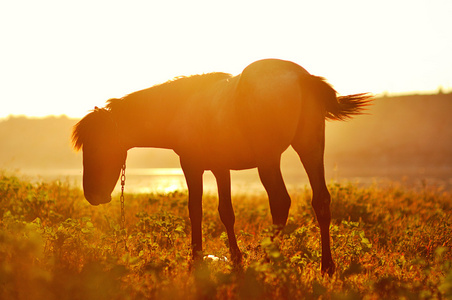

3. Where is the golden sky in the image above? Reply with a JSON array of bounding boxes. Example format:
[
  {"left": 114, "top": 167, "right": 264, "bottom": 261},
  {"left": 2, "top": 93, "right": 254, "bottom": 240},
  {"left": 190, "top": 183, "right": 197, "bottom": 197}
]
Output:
[{"left": 1, "top": 0, "right": 451, "bottom": 118}]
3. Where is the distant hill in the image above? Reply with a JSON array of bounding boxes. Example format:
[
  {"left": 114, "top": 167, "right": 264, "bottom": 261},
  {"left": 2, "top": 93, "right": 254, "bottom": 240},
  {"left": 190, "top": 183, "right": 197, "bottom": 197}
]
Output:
[
  {"left": 0, "top": 116, "right": 80, "bottom": 170},
  {"left": 323, "top": 93, "right": 452, "bottom": 178},
  {"left": 1, "top": 93, "right": 451, "bottom": 184}
]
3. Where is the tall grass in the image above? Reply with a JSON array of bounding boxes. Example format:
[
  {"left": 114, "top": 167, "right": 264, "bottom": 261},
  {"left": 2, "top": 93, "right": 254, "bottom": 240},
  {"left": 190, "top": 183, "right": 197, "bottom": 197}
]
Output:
[{"left": 1, "top": 173, "right": 451, "bottom": 299}]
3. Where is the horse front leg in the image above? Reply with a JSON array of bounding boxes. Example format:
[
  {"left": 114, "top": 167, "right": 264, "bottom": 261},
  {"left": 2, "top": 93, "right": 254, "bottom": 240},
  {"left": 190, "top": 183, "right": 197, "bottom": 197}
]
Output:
[
  {"left": 181, "top": 160, "right": 204, "bottom": 262},
  {"left": 212, "top": 169, "right": 242, "bottom": 265}
]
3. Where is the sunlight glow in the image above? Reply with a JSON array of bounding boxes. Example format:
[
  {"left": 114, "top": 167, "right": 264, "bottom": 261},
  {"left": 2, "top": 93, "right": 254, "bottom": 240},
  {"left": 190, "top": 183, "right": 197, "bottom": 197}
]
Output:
[
  {"left": 163, "top": 184, "right": 182, "bottom": 194},
  {"left": 127, "top": 168, "right": 184, "bottom": 176},
  {"left": 1, "top": 0, "right": 451, "bottom": 118}
]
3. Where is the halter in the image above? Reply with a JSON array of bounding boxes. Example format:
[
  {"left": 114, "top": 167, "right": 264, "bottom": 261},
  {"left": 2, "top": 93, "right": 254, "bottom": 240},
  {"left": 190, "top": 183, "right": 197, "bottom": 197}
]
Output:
[{"left": 95, "top": 106, "right": 128, "bottom": 242}]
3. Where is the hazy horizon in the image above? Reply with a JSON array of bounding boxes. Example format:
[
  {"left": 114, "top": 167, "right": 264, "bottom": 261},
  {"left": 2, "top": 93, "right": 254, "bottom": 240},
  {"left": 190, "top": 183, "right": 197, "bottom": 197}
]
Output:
[{"left": 2, "top": 93, "right": 451, "bottom": 192}]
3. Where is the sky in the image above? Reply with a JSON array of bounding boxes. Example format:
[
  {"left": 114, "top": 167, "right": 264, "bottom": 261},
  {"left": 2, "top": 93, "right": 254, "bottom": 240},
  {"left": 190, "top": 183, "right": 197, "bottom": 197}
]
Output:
[{"left": 1, "top": 0, "right": 451, "bottom": 118}]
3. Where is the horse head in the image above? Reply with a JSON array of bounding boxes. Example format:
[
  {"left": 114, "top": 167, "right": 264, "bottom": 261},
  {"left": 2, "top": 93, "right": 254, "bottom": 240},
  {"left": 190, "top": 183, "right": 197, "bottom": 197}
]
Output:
[{"left": 72, "top": 107, "right": 127, "bottom": 205}]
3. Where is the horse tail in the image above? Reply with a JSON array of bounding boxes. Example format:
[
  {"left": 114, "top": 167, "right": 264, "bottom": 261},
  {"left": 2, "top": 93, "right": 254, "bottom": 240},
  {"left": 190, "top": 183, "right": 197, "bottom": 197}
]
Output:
[
  {"left": 327, "top": 93, "right": 373, "bottom": 121},
  {"left": 300, "top": 75, "right": 373, "bottom": 121}
]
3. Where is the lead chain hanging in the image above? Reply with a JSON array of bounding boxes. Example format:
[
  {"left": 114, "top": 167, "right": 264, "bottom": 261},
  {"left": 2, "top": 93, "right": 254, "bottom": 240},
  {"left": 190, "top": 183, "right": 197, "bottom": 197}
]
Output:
[
  {"left": 120, "top": 164, "right": 128, "bottom": 251},
  {"left": 120, "top": 164, "right": 126, "bottom": 231}
]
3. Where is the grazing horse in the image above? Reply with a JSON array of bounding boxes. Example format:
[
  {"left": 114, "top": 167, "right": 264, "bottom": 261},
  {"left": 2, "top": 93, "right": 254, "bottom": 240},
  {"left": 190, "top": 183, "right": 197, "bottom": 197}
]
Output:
[{"left": 72, "top": 59, "right": 372, "bottom": 275}]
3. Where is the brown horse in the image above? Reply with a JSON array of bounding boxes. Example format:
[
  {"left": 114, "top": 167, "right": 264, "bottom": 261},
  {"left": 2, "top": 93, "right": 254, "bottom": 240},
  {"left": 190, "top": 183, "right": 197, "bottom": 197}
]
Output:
[{"left": 72, "top": 59, "right": 372, "bottom": 275}]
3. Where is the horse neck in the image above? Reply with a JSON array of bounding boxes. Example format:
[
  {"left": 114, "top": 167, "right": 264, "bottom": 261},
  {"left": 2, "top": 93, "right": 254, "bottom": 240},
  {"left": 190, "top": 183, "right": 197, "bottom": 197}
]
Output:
[
  {"left": 113, "top": 96, "right": 184, "bottom": 151},
  {"left": 113, "top": 74, "right": 232, "bottom": 151}
]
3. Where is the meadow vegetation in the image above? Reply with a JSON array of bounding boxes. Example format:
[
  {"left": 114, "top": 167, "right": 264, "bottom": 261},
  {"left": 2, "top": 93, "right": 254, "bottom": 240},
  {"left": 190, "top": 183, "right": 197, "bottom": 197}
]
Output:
[{"left": 0, "top": 173, "right": 451, "bottom": 299}]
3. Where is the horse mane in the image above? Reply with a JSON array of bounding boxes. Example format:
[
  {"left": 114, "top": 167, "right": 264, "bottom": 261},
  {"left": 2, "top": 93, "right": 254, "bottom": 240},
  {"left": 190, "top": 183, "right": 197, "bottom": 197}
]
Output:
[
  {"left": 72, "top": 107, "right": 112, "bottom": 151},
  {"left": 105, "top": 72, "right": 232, "bottom": 111}
]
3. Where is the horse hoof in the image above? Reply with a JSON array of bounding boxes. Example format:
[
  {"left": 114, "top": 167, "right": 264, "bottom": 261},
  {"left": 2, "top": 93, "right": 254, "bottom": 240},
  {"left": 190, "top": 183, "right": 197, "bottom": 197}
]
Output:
[{"left": 321, "top": 262, "right": 336, "bottom": 277}]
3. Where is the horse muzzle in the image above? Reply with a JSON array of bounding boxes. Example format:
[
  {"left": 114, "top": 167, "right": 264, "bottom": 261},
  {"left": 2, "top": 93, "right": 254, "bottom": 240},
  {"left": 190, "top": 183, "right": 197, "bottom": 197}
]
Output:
[{"left": 84, "top": 192, "right": 112, "bottom": 206}]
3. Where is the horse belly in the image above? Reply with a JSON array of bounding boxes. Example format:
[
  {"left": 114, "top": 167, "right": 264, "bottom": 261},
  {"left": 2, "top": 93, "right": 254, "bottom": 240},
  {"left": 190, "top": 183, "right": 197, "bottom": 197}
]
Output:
[
  {"left": 176, "top": 137, "right": 258, "bottom": 171},
  {"left": 195, "top": 123, "right": 257, "bottom": 170}
]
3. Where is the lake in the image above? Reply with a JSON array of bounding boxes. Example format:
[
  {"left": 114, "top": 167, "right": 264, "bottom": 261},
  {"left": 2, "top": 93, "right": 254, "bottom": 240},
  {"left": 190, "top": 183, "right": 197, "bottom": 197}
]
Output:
[
  {"left": 16, "top": 168, "right": 305, "bottom": 195},
  {"left": 13, "top": 165, "right": 452, "bottom": 196}
]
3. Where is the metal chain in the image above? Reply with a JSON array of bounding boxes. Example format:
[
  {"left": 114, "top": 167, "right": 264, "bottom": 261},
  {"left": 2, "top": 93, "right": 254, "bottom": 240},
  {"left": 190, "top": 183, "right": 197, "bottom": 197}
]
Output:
[
  {"left": 120, "top": 164, "right": 126, "bottom": 231},
  {"left": 120, "top": 164, "right": 128, "bottom": 251}
]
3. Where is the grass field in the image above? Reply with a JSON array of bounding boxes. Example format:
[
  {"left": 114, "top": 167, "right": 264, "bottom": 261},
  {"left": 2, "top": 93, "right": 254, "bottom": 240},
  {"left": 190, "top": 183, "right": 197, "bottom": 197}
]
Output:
[{"left": 1, "top": 173, "right": 451, "bottom": 299}]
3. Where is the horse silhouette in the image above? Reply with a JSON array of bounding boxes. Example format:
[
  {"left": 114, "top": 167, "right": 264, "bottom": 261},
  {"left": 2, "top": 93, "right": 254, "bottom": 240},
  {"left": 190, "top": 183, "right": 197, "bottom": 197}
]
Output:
[{"left": 72, "top": 59, "right": 372, "bottom": 275}]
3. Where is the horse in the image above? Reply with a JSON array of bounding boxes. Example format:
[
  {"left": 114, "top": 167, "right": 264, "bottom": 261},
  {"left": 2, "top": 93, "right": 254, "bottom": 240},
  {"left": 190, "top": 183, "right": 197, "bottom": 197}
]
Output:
[{"left": 72, "top": 58, "right": 372, "bottom": 275}]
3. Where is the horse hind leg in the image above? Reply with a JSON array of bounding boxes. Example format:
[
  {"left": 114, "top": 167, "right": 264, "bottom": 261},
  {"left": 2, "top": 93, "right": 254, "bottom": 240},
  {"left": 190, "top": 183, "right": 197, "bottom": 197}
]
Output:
[
  {"left": 212, "top": 169, "right": 242, "bottom": 265},
  {"left": 257, "top": 156, "right": 291, "bottom": 230},
  {"left": 292, "top": 130, "right": 336, "bottom": 276}
]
